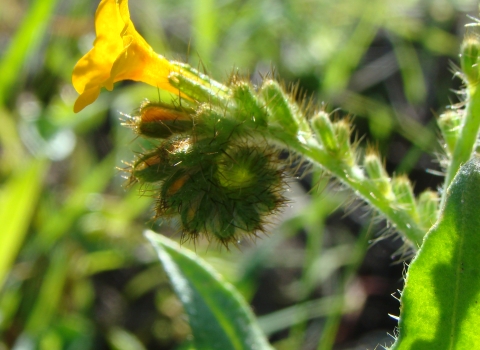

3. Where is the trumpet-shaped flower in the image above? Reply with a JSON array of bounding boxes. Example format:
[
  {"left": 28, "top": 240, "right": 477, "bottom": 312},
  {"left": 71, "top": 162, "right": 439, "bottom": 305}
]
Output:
[{"left": 72, "top": 0, "right": 184, "bottom": 112}]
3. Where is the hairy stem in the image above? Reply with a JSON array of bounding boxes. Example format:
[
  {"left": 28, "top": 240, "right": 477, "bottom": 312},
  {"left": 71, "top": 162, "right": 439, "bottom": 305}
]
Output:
[
  {"left": 441, "top": 86, "right": 480, "bottom": 209},
  {"left": 266, "top": 126, "right": 425, "bottom": 247}
]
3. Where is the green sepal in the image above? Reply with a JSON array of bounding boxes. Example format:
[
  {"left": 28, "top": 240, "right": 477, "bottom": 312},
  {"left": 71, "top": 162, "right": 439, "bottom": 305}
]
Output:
[
  {"left": 364, "top": 152, "right": 392, "bottom": 198},
  {"left": 261, "top": 80, "right": 299, "bottom": 135},
  {"left": 364, "top": 152, "right": 385, "bottom": 179},
  {"left": 169, "top": 71, "right": 229, "bottom": 106},
  {"left": 164, "top": 136, "right": 214, "bottom": 168},
  {"left": 171, "top": 61, "right": 231, "bottom": 95},
  {"left": 332, "top": 120, "right": 354, "bottom": 165},
  {"left": 193, "top": 105, "right": 249, "bottom": 147},
  {"left": 460, "top": 36, "right": 480, "bottom": 84},
  {"left": 392, "top": 176, "right": 418, "bottom": 220},
  {"left": 157, "top": 143, "right": 285, "bottom": 245},
  {"left": 310, "top": 111, "right": 339, "bottom": 152},
  {"left": 438, "top": 110, "right": 462, "bottom": 155},
  {"left": 217, "top": 146, "right": 284, "bottom": 217},
  {"left": 231, "top": 81, "right": 268, "bottom": 128}
]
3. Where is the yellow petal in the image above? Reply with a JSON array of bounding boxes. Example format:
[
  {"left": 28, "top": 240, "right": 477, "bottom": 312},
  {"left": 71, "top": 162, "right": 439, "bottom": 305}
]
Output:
[
  {"left": 72, "top": 0, "right": 124, "bottom": 95},
  {"left": 73, "top": 86, "right": 101, "bottom": 113},
  {"left": 107, "top": 35, "right": 181, "bottom": 96},
  {"left": 72, "top": 0, "right": 182, "bottom": 112}
]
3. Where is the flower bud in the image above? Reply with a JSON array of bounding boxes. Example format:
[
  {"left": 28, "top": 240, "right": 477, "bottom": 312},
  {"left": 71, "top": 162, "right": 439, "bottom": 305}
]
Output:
[
  {"left": 460, "top": 36, "right": 480, "bottom": 84},
  {"left": 232, "top": 81, "right": 268, "bottom": 127},
  {"left": 438, "top": 110, "right": 462, "bottom": 155},
  {"left": 125, "top": 100, "right": 193, "bottom": 139},
  {"left": 310, "top": 111, "right": 338, "bottom": 152},
  {"left": 169, "top": 71, "right": 229, "bottom": 106},
  {"left": 333, "top": 120, "right": 354, "bottom": 165},
  {"left": 171, "top": 62, "right": 230, "bottom": 95},
  {"left": 128, "top": 136, "right": 195, "bottom": 186},
  {"left": 130, "top": 149, "right": 169, "bottom": 183},
  {"left": 364, "top": 151, "right": 392, "bottom": 198},
  {"left": 417, "top": 190, "right": 439, "bottom": 230},
  {"left": 392, "top": 176, "right": 418, "bottom": 219},
  {"left": 261, "top": 80, "right": 299, "bottom": 134}
]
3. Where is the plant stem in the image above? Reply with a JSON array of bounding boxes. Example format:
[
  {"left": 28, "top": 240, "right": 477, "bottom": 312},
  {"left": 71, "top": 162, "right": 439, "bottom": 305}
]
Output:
[
  {"left": 267, "top": 127, "right": 425, "bottom": 247},
  {"left": 441, "top": 86, "right": 480, "bottom": 209}
]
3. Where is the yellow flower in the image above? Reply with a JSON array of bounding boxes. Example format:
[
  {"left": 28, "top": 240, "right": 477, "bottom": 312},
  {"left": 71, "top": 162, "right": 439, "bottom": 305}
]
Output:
[{"left": 72, "top": 0, "right": 183, "bottom": 113}]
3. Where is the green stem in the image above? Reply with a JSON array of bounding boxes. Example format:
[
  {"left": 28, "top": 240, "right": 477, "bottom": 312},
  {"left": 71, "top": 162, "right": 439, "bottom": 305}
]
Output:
[
  {"left": 268, "top": 127, "right": 425, "bottom": 247},
  {"left": 441, "top": 86, "right": 480, "bottom": 209}
]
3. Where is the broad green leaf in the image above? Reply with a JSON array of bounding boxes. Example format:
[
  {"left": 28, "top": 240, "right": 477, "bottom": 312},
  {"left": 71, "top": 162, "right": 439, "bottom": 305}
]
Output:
[
  {"left": 145, "top": 230, "right": 273, "bottom": 350},
  {"left": 391, "top": 157, "right": 480, "bottom": 349}
]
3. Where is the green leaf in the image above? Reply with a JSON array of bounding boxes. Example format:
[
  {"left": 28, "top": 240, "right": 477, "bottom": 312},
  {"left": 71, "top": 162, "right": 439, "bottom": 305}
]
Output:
[
  {"left": 391, "top": 157, "right": 480, "bottom": 349},
  {"left": 145, "top": 230, "right": 273, "bottom": 350}
]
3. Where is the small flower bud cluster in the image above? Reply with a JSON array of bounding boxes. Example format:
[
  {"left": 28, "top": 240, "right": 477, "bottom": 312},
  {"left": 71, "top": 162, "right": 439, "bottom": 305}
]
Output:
[
  {"left": 364, "top": 157, "right": 439, "bottom": 232},
  {"left": 310, "top": 111, "right": 438, "bottom": 233},
  {"left": 123, "top": 66, "right": 289, "bottom": 246}
]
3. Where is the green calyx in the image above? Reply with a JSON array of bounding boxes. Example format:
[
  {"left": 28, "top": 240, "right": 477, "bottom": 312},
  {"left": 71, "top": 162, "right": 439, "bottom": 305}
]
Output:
[{"left": 155, "top": 143, "right": 285, "bottom": 245}]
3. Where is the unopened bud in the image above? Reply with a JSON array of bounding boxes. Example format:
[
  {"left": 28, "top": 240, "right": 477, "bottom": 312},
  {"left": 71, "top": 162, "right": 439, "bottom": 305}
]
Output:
[
  {"left": 364, "top": 152, "right": 392, "bottom": 198},
  {"left": 261, "top": 80, "right": 299, "bottom": 134},
  {"left": 460, "top": 36, "right": 480, "bottom": 84},
  {"left": 125, "top": 100, "right": 193, "bottom": 139},
  {"left": 131, "top": 149, "right": 169, "bottom": 183},
  {"left": 333, "top": 120, "right": 354, "bottom": 165},
  {"left": 311, "top": 111, "right": 338, "bottom": 152},
  {"left": 232, "top": 81, "right": 268, "bottom": 127},
  {"left": 171, "top": 62, "right": 230, "bottom": 95},
  {"left": 417, "top": 190, "right": 439, "bottom": 230},
  {"left": 438, "top": 110, "right": 462, "bottom": 155},
  {"left": 169, "top": 71, "right": 229, "bottom": 106},
  {"left": 392, "top": 176, "right": 418, "bottom": 219}
]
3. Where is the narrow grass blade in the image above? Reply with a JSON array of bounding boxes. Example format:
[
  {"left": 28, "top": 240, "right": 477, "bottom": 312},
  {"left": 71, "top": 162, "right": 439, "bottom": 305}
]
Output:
[
  {"left": 0, "top": 0, "right": 58, "bottom": 105},
  {"left": 0, "top": 159, "right": 49, "bottom": 289}
]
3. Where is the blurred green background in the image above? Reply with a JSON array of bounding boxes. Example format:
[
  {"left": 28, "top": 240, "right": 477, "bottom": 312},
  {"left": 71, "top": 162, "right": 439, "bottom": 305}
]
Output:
[{"left": 0, "top": 0, "right": 477, "bottom": 349}]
